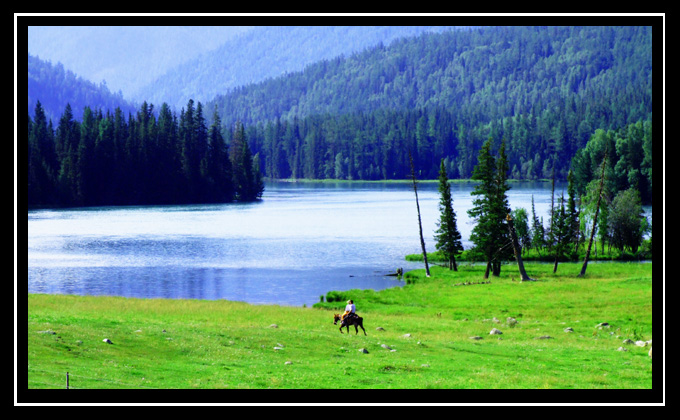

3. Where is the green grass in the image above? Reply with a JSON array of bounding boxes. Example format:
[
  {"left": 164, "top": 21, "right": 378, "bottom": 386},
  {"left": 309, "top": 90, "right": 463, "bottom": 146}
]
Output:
[
  {"left": 27, "top": 261, "right": 652, "bottom": 389},
  {"left": 406, "top": 240, "right": 653, "bottom": 263}
]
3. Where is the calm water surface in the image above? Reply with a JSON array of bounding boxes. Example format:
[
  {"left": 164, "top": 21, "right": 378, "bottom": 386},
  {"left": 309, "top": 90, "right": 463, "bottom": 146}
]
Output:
[{"left": 27, "top": 181, "right": 651, "bottom": 307}]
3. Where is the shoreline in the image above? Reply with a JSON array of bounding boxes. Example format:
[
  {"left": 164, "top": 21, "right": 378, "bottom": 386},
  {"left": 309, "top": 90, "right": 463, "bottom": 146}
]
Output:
[
  {"left": 268, "top": 177, "right": 555, "bottom": 184},
  {"left": 25, "top": 261, "right": 654, "bottom": 391}
]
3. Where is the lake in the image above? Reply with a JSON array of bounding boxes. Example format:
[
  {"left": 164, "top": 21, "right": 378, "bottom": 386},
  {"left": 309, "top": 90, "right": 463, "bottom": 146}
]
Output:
[{"left": 27, "top": 180, "right": 651, "bottom": 307}]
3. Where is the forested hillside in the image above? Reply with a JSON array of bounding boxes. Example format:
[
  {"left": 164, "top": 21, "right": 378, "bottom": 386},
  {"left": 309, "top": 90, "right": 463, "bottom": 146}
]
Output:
[
  {"left": 27, "top": 25, "right": 654, "bottom": 208},
  {"left": 28, "top": 54, "right": 138, "bottom": 122},
  {"left": 135, "top": 26, "right": 462, "bottom": 110},
  {"left": 209, "top": 26, "right": 652, "bottom": 185}
]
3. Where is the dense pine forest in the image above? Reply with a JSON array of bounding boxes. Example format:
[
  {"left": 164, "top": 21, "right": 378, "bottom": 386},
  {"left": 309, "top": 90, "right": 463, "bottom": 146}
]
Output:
[
  {"left": 27, "top": 99, "right": 263, "bottom": 207},
  {"left": 27, "top": 25, "right": 653, "bottom": 208},
  {"left": 208, "top": 26, "right": 652, "bottom": 189}
]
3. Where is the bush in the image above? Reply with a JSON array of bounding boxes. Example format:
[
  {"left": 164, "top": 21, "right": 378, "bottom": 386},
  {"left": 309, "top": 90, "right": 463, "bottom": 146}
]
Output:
[{"left": 325, "top": 291, "right": 347, "bottom": 303}]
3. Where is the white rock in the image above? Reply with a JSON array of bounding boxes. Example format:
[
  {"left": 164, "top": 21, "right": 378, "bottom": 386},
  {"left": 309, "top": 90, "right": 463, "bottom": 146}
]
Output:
[{"left": 489, "top": 328, "right": 503, "bottom": 335}]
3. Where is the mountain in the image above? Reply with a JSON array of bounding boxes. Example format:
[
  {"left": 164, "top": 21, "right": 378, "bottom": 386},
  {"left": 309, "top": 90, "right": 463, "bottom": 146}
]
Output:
[
  {"left": 28, "top": 53, "right": 138, "bottom": 122},
  {"left": 133, "top": 26, "right": 465, "bottom": 111},
  {"left": 26, "top": 24, "right": 655, "bottom": 209},
  {"left": 27, "top": 26, "right": 471, "bottom": 117},
  {"left": 203, "top": 26, "right": 652, "bottom": 182},
  {"left": 27, "top": 26, "right": 252, "bottom": 101}
]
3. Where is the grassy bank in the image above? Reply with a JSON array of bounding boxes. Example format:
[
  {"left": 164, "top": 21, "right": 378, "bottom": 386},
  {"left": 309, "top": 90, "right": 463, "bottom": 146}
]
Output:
[
  {"left": 405, "top": 239, "right": 653, "bottom": 264},
  {"left": 26, "top": 261, "right": 652, "bottom": 390}
]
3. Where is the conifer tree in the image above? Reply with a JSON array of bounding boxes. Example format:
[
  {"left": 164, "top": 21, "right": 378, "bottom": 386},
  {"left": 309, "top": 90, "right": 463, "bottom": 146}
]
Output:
[
  {"left": 551, "top": 193, "right": 570, "bottom": 273},
  {"left": 468, "top": 137, "right": 512, "bottom": 278},
  {"left": 493, "top": 138, "right": 513, "bottom": 275},
  {"left": 434, "top": 159, "right": 463, "bottom": 270},
  {"left": 75, "top": 106, "right": 97, "bottom": 206},
  {"left": 28, "top": 101, "right": 58, "bottom": 206},
  {"left": 205, "top": 107, "right": 233, "bottom": 202},
  {"left": 180, "top": 99, "right": 198, "bottom": 200},
  {"left": 566, "top": 169, "right": 580, "bottom": 254},
  {"left": 231, "top": 121, "right": 264, "bottom": 201}
]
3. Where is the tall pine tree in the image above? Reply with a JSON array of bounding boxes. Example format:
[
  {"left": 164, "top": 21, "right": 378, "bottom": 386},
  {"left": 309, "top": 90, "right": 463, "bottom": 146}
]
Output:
[
  {"left": 204, "top": 106, "right": 234, "bottom": 202},
  {"left": 230, "top": 121, "right": 264, "bottom": 201},
  {"left": 434, "top": 159, "right": 463, "bottom": 270},
  {"left": 468, "top": 137, "right": 512, "bottom": 278}
]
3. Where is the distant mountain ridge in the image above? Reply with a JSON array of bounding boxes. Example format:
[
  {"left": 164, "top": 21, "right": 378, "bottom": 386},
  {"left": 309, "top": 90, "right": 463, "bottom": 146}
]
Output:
[
  {"left": 27, "top": 26, "right": 469, "bottom": 118},
  {"left": 28, "top": 53, "right": 138, "bottom": 122},
  {"left": 27, "top": 26, "right": 252, "bottom": 101},
  {"left": 133, "top": 26, "right": 464, "bottom": 111}
]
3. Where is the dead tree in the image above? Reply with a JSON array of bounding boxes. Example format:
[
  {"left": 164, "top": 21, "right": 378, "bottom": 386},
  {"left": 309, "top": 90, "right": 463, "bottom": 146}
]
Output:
[{"left": 409, "top": 152, "right": 430, "bottom": 277}]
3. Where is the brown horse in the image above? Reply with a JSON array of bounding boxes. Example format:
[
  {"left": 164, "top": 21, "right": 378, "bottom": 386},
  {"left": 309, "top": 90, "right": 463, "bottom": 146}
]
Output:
[{"left": 333, "top": 313, "right": 367, "bottom": 335}]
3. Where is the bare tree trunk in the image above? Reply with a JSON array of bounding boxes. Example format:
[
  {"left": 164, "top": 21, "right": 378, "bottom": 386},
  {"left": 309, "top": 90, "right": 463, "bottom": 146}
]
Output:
[
  {"left": 574, "top": 209, "right": 581, "bottom": 255},
  {"left": 506, "top": 214, "right": 535, "bottom": 281},
  {"left": 548, "top": 163, "right": 555, "bottom": 253},
  {"left": 409, "top": 152, "right": 430, "bottom": 277},
  {"left": 578, "top": 151, "right": 607, "bottom": 278},
  {"left": 451, "top": 258, "right": 458, "bottom": 271}
]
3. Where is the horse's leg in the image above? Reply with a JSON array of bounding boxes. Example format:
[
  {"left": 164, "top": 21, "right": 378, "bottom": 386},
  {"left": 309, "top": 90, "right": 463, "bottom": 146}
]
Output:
[
  {"left": 339, "top": 325, "right": 343, "bottom": 334},
  {"left": 358, "top": 320, "right": 367, "bottom": 336},
  {"left": 354, "top": 324, "right": 359, "bottom": 335}
]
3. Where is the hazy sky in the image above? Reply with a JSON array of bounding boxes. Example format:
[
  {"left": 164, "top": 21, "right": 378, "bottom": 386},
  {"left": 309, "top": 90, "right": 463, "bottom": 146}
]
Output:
[{"left": 27, "top": 26, "right": 251, "bottom": 97}]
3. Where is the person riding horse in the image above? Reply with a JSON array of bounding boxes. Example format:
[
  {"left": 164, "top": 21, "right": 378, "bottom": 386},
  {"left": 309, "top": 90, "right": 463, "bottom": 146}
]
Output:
[
  {"left": 334, "top": 309, "right": 366, "bottom": 335},
  {"left": 341, "top": 300, "right": 356, "bottom": 322}
]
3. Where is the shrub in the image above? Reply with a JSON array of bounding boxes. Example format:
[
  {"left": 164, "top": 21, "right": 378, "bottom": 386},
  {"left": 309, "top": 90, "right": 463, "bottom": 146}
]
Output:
[{"left": 325, "top": 291, "right": 346, "bottom": 303}]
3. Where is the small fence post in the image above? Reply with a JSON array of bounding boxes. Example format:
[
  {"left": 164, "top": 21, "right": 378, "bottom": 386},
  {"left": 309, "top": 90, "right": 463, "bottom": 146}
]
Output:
[{"left": 66, "top": 372, "right": 69, "bottom": 389}]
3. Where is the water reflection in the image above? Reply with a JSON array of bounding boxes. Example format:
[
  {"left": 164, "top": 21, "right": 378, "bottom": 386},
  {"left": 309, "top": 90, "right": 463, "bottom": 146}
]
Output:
[{"left": 27, "top": 180, "right": 651, "bottom": 307}]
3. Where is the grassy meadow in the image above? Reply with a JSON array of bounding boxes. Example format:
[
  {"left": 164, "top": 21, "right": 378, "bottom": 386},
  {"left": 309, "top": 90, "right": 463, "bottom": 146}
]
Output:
[{"left": 26, "top": 261, "right": 653, "bottom": 391}]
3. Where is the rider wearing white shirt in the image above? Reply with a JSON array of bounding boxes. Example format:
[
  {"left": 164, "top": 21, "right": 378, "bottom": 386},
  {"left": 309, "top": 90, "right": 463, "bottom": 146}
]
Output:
[{"left": 342, "top": 300, "right": 356, "bottom": 322}]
